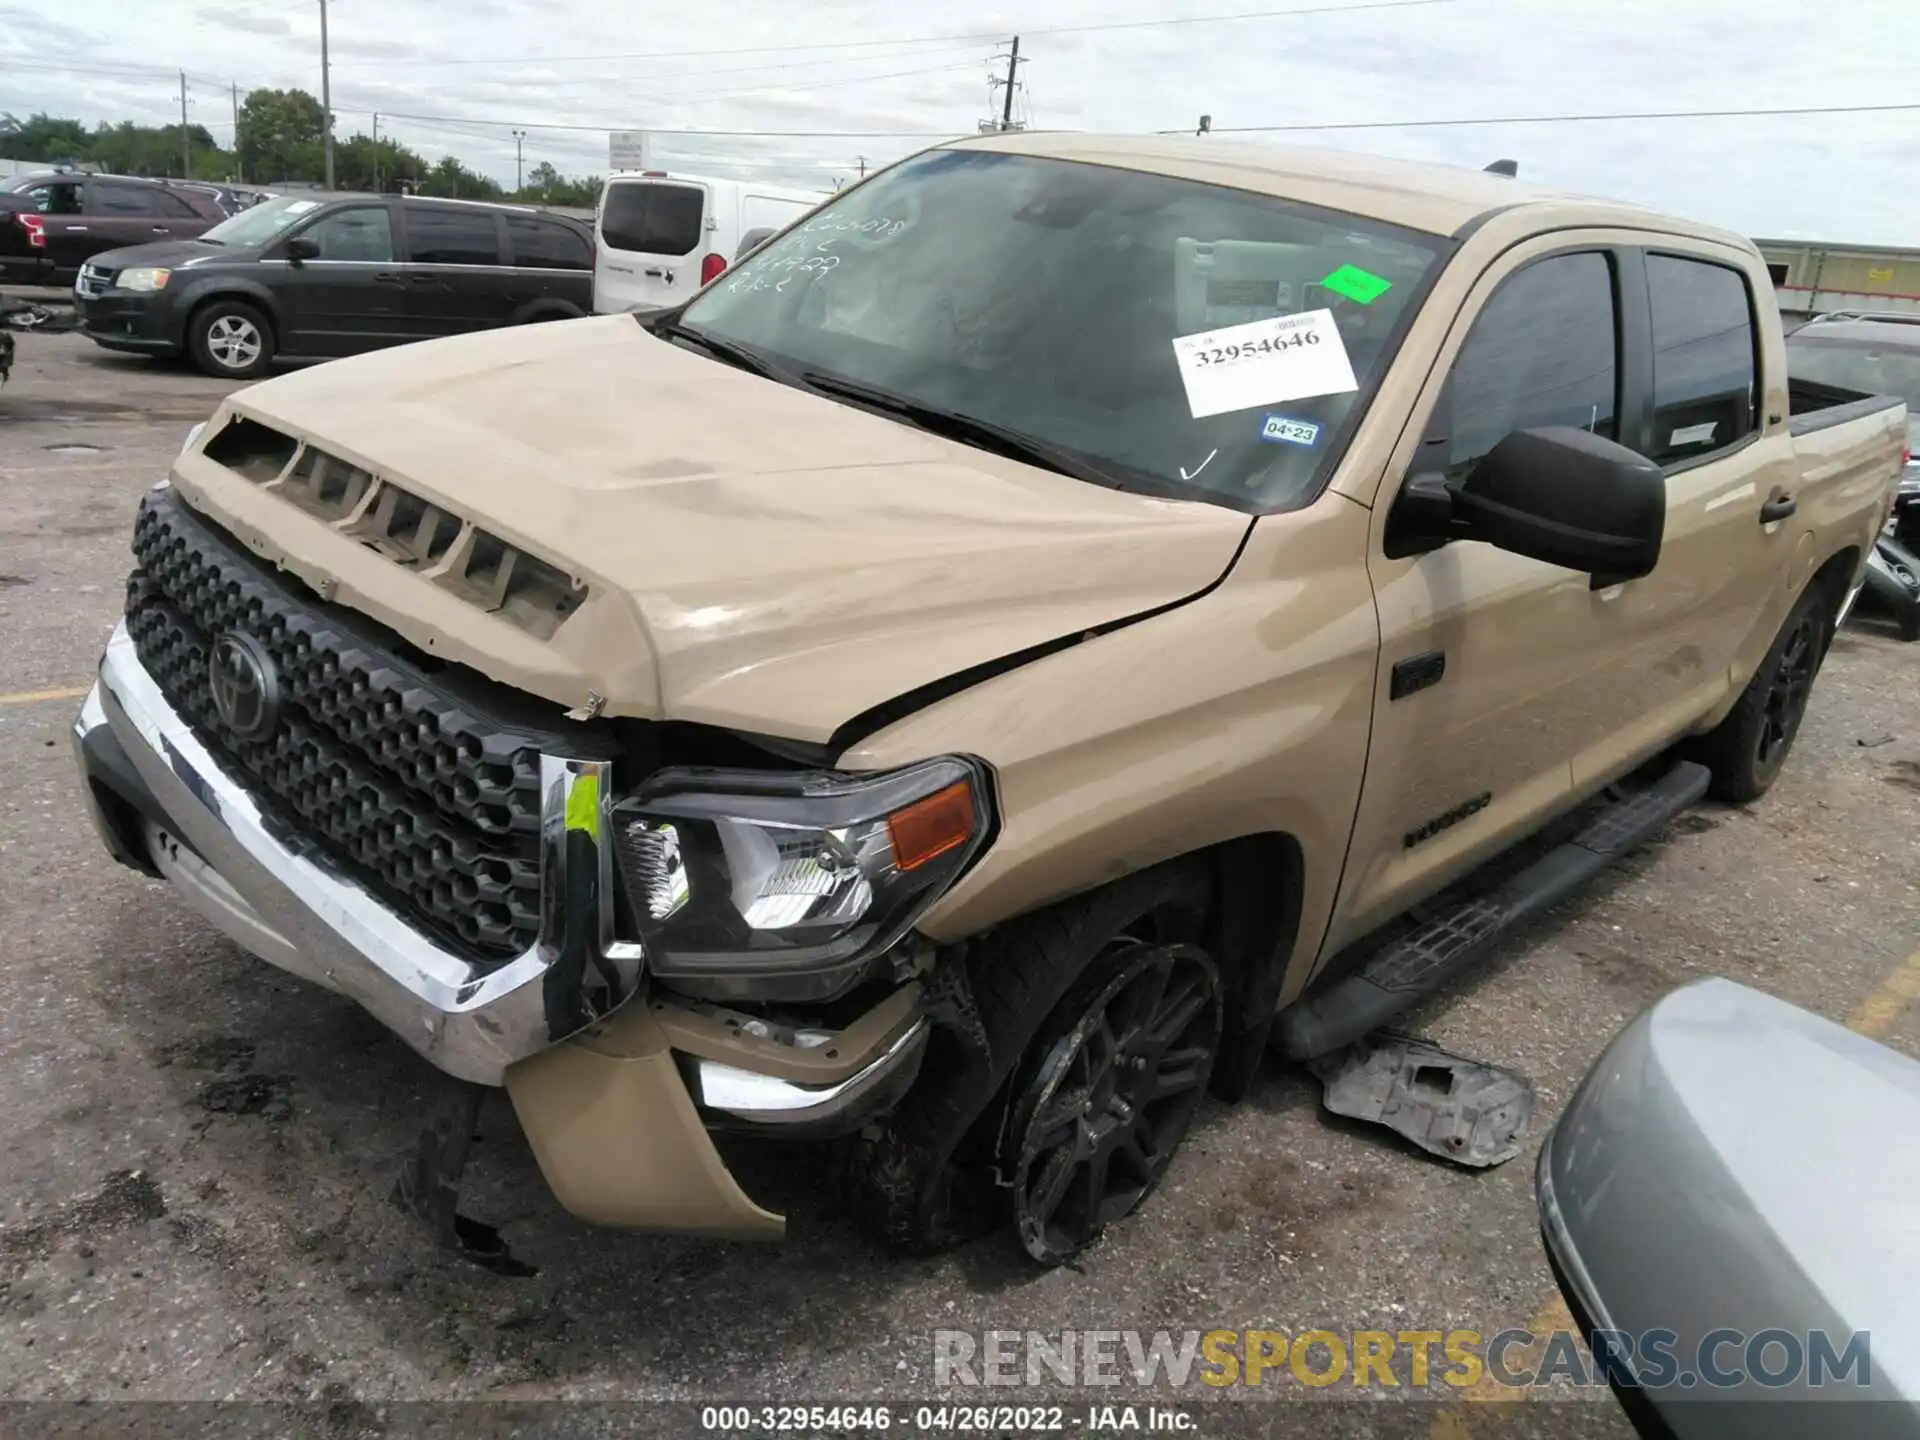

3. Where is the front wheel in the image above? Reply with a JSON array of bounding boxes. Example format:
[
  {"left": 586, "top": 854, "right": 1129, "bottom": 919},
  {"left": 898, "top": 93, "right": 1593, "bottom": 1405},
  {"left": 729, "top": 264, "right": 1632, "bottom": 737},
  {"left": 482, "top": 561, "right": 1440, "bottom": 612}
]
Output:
[
  {"left": 1692, "top": 584, "right": 1831, "bottom": 802},
  {"left": 187, "top": 299, "right": 274, "bottom": 379}
]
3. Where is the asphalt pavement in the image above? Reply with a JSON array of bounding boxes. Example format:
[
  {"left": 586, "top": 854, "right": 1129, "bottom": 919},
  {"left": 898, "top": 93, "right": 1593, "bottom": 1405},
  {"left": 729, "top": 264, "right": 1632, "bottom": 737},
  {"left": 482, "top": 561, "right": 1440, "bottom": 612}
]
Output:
[{"left": 2, "top": 332, "right": 1916, "bottom": 1434}]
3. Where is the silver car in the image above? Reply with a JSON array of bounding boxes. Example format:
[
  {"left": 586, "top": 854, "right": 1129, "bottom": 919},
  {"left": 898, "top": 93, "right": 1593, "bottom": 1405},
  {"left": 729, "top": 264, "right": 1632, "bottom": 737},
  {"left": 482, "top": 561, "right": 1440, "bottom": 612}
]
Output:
[{"left": 1538, "top": 977, "right": 1919, "bottom": 1436}]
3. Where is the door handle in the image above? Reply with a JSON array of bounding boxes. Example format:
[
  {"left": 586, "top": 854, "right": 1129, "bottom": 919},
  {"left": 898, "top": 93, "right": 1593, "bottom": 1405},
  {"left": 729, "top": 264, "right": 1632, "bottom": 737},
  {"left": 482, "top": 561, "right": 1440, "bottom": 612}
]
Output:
[
  {"left": 643, "top": 267, "right": 675, "bottom": 283},
  {"left": 372, "top": 272, "right": 404, "bottom": 283},
  {"left": 1759, "top": 494, "right": 1797, "bottom": 524},
  {"left": 67, "top": 225, "right": 88, "bottom": 233},
  {"left": 150, "top": 226, "right": 170, "bottom": 234}
]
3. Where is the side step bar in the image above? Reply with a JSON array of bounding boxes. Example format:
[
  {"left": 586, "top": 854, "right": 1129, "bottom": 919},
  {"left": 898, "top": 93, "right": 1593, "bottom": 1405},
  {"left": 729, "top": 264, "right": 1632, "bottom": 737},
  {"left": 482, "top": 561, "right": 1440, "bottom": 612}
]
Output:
[{"left": 1273, "top": 761, "right": 1712, "bottom": 1061}]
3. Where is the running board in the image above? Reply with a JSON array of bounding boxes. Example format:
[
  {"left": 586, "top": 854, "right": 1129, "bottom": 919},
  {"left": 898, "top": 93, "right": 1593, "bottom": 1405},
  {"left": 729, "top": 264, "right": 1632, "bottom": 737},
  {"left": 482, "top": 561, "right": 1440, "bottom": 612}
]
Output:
[{"left": 1273, "top": 760, "right": 1712, "bottom": 1061}]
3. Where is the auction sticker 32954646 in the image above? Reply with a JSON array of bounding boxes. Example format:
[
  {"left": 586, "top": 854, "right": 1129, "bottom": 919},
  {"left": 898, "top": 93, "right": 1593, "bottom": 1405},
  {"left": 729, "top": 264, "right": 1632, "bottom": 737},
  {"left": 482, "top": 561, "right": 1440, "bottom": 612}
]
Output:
[{"left": 1170, "top": 308, "right": 1357, "bottom": 419}]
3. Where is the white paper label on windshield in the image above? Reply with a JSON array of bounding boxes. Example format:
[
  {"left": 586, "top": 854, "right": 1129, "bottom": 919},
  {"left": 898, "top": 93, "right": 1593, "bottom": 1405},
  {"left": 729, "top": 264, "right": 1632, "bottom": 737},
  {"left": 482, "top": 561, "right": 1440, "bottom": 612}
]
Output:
[
  {"left": 1170, "top": 309, "right": 1358, "bottom": 419},
  {"left": 285, "top": 200, "right": 320, "bottom": 214}
]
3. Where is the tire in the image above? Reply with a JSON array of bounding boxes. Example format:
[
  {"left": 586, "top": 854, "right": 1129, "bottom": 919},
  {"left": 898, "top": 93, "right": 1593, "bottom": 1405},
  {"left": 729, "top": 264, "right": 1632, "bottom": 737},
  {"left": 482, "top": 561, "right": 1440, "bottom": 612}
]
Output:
[
  {"left": 849, "top": 861, "right": 1214, "bottom": 1260},
  {"left": 1691, "top": 583, "right": 1832, "bottom": 802},
  {"left": 187, "top": 299, "right": 274, "bottom": 379}
]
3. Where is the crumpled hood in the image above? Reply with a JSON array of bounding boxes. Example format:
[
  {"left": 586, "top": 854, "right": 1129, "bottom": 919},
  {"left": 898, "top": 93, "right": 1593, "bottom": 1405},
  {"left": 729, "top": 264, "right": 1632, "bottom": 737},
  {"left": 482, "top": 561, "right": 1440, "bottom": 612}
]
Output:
[{"left": 188, "top": 315, "right": 1249, "bottom": 743}]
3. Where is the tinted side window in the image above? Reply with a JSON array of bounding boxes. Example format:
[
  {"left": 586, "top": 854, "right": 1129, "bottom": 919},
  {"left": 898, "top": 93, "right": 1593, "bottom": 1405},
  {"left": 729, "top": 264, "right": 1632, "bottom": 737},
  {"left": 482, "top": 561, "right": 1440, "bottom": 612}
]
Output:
[
  {"left": 93, "top": 182, "right": 165, "bottom": 216},
  {"left": 600, "top": 183, "right": 704, "bottom": 256},
  {"left": 153, "top": 189, "right": 200, "bottom": 218},
  {"left": 1443, "top": 252, "right": 1619, "bottom": 480},
  {"left": 1645, "top": 254, "right": 1758, "bottom": 466},
  {"left": 302, "top": 206, "right": 394, "bottom": 261},
  {"left": 26, "top": 182, "right": 83, "bottom": 215},
  {"left": 506, "top": 215, "right": 590, "bottom": 269},
  {"left": 405, "top": 209, "right": 503, "bottom": 265}
]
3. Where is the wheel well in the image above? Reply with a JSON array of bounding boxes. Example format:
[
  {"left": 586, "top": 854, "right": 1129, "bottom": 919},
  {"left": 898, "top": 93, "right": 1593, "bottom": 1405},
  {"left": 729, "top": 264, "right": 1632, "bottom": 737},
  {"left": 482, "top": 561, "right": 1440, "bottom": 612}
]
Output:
[
  {"left": 1811, "top": 546, "right": 1860, "bottom": 621},
  {"left": 1200, "top": 832, "right": 1305, "bottom": 1099},
  {"left": 512, "top": 300, "right": 582, "bottom": 323}
]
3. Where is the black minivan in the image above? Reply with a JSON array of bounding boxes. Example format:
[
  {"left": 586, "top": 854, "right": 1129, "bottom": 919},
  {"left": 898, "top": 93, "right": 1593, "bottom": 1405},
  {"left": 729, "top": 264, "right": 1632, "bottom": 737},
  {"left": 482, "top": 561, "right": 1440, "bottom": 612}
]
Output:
[{"left": 73, "top": 192, "right": 594, "bottom": 377}]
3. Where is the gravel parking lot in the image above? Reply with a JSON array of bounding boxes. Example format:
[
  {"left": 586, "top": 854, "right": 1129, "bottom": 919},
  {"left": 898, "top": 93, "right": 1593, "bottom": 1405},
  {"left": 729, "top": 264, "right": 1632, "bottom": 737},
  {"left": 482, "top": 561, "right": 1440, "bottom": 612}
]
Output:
[{"left": 3, "top": 330, "right": 1917, "bottom": 1434}]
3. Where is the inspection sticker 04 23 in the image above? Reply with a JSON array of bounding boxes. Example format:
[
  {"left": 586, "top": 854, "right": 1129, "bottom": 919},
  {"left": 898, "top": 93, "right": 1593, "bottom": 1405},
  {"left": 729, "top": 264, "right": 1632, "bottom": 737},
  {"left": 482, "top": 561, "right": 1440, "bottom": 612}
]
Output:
[
  {"left": 1171, "top": 309, "right": 1358, "bottom": 419},
  {"left": 1259, "top": 414, "right": 1321, "bottom": 446}
]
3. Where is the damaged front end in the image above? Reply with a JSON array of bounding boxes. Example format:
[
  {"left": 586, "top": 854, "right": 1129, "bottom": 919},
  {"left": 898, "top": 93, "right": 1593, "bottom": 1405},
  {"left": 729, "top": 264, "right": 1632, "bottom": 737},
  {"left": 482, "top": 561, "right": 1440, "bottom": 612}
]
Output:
[{"left": 73, "top": 485, "right": 998, "bottom": 1258}]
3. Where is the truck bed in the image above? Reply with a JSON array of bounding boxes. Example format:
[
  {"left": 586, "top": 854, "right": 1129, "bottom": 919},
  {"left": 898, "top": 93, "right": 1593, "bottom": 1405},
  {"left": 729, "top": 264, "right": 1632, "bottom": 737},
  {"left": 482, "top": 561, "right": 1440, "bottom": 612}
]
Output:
[{"left": 1788, "top": 376, "right": 1905, "bottom": 436}]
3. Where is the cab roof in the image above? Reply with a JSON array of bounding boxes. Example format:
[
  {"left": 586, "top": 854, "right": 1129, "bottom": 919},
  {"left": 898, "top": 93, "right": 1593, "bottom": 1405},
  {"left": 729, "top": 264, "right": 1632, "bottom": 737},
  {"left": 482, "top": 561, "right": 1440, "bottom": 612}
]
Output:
[{"left": 951, "top": 131, "right": 1750, "bottom": 250}]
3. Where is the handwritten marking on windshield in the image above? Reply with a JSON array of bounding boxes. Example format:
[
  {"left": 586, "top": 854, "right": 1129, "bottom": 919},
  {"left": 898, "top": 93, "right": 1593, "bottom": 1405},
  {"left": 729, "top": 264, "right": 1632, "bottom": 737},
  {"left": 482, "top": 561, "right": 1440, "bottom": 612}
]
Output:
[{"left": 1179, "top": 449, "right": 1219, "bottom": 482}]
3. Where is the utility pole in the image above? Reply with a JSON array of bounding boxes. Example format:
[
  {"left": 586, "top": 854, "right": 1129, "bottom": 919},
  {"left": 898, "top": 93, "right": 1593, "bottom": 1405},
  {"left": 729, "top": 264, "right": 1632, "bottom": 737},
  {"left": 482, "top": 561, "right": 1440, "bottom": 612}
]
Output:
[
  {"left": 512, "top": 129, "right": 526, "bottom": 193},
  {"left": 1000, "top": 35, "right": 1022, "bottom": 131},
  {"left": 318, "top": 0, "right": 335, "bottom": 189},
  {"left": 372, "top": 113, "right": 381, "bottom": 193},
  {"left": 179, "top": 72, "right": 191, "bottom": 178},
  {"left": 231, "top": 81, "right": 241, "bottom": 179}
]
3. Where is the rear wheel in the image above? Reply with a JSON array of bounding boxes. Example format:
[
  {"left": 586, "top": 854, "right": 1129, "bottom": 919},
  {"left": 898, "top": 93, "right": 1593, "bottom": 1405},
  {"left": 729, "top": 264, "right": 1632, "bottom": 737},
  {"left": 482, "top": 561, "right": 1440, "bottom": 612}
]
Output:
[
  {"left": 1692, "top": 584, "right": 1831, "bottom": 802},
  {"left": 187, "top": 299, "right": 274, "bottom": 379}
]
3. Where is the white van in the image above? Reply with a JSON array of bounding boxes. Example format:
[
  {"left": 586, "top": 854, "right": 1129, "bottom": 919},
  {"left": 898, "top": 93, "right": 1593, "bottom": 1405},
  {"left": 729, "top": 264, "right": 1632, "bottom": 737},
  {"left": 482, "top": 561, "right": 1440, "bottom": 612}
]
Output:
[{"left": 592, "top": 171, "right": 827, "bottom": 314}]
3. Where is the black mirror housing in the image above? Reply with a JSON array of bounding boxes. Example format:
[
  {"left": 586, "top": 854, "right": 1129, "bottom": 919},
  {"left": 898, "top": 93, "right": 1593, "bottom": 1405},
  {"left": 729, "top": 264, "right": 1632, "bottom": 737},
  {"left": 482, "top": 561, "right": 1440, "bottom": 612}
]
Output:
[
  {"left": 1454, "top": 426, "right": 1665, "bottom": 579},
  {"left": 282, "top": 236, "right": 319, "bottom": 263}
]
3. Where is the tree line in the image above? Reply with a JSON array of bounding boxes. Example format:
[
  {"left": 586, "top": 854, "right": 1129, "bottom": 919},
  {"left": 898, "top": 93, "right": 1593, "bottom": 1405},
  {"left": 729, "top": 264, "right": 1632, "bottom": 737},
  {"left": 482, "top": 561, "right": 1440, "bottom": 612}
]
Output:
[{"left": 0, "top": 87, "right": 604, "bottom": 206}]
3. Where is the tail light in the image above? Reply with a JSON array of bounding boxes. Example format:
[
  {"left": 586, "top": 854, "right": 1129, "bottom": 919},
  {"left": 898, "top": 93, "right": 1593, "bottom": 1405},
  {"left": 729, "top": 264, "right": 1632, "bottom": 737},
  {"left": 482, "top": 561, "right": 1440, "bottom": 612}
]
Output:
[
  {"left": 700, "top": 252, "right": 727, "bottom": 285},
  {"left": 18, "top": 213, "right": 45, "bottom": 249}
]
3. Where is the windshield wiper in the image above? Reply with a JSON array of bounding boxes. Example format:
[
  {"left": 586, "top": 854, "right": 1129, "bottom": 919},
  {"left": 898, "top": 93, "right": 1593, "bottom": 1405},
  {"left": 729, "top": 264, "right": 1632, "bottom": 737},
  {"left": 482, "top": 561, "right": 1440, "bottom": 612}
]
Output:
[
  {"left": 647, "top": 319, "right": 806, "bottom": 389},
  {"left": 797, "top": 370, "right": 1129, "bottom": 490}
]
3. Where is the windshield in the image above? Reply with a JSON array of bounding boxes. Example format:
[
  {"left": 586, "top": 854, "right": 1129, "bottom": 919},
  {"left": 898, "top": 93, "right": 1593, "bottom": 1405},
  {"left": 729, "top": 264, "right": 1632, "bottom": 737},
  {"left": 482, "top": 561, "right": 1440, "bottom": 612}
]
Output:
[
  {"left": 1788, "top": 335, "right": 1920, "bottom": 446},
  {"left": 199, "top": 195, "right": 328, "bottom": 248},
  {"left": 675, "top": 149, "right": 1445, "bottom": 509}
]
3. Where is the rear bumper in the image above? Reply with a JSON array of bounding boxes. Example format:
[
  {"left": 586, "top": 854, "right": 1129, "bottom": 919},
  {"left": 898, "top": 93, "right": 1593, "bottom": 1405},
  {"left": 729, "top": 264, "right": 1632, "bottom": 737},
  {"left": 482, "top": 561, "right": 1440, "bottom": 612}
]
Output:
[{"left": 73, "top": 621, "right": 928, "bottom": 1233}]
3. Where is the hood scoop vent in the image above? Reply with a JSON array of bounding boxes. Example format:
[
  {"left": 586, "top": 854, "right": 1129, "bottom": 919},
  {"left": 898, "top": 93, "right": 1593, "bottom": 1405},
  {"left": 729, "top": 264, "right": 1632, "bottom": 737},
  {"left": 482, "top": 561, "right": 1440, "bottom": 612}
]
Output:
[{"left": 200, "top": 414, "right": 588, "bottom": 641}]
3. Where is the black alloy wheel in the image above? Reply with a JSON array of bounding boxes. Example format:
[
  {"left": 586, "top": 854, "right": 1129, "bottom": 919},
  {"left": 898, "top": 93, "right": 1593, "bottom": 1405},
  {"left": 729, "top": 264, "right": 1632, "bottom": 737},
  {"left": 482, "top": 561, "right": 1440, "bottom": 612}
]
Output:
[
  {"left": 1756, "top": 606, "right": 1820, "bottom": 770},
  {"left": 1007, "top": 940, "right": 1222, "bottom": 1267}
]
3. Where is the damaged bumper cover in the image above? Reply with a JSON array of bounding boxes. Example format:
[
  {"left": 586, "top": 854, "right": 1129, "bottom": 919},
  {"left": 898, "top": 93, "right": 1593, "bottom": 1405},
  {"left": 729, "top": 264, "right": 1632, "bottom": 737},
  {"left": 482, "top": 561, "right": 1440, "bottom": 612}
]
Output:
[{"left": 72, "top": 623, "right": 929, "bottom": 1237}]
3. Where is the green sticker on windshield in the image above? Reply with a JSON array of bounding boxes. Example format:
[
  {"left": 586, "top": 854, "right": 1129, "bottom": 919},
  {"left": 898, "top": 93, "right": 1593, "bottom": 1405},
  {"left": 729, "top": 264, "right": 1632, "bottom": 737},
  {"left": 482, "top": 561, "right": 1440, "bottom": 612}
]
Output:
[{"left": 1320, "top": 264, "right": 1394, "bottom": 305}]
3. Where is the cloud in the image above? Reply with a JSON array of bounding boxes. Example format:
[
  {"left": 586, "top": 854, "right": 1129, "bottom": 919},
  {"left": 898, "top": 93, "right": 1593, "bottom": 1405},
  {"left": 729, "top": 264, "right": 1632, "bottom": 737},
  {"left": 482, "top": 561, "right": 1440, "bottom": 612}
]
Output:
[
  {"left": 8, "top": 0, "right": 1917, "bottom": 243},
  {"left": 196, "top": 5, "right": 290, "bottom": 38}
]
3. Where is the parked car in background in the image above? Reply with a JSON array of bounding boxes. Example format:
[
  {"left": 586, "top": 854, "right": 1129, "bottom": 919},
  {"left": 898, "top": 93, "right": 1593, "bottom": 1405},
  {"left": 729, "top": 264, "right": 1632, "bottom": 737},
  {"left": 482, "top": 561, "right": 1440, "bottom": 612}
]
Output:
[
  {"left": 592, "top": 170, "right": 825, "bottom": 314},
  {"left": 0, "top": 172, "right": 225, "bottom": 284},
  {"left": 72, "top": 192, "right": 595, "bottom": 377},
  {"left": 1787, "top": 311, "right": 1920, "bottom": 515},
  {"left": 171, "top": 181, "right": 274, "bottom": 218}
]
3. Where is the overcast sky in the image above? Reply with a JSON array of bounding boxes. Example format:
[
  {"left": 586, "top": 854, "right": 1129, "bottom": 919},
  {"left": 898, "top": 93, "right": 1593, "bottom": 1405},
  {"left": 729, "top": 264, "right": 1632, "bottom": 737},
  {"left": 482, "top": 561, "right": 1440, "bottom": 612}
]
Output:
[{"left": 3, "top": 0, "right": 1913, "bottom": 244}]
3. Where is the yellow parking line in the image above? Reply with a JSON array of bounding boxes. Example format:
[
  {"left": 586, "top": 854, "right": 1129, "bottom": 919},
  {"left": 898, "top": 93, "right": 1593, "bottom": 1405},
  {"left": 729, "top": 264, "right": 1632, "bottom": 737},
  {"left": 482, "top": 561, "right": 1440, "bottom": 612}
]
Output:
[
  {"left": 1848, "top": 948, "right": 1920, "bottom": 1040},
  {"left": 0, "top": 685, "right": 90, "bottom": 707},
  {"left": 1428, "top": 946, "right": 1920, "bottom": 1437}
]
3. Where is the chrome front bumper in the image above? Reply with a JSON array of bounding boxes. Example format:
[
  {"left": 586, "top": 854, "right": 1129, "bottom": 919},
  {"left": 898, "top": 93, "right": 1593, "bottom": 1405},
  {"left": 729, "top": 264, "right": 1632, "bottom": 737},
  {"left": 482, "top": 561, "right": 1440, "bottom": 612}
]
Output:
[
  {"left": 75, "top": 621, "right": 639, "bottom": 1085},
  {"left": 74, "top": 622, "right": 931, "bottom": 1126}
]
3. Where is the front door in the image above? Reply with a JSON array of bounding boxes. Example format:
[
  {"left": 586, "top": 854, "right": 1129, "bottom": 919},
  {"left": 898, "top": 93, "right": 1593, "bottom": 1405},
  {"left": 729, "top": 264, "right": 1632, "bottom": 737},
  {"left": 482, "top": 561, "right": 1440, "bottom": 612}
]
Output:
[
  {"left": 593, "top": 179, "right": 708, "bottom": 313},
  {"left": 1323, "top": 242, "right": 1635, "bottom": 955},
  {"left": 21, "top": 177, "right": 88, "bottom": 277},
  {"left": 274, "top": 203, "right": 409, "bottom": 357},
  {"left": 397, "top": 206, "right": 511, "bottom": 337}
]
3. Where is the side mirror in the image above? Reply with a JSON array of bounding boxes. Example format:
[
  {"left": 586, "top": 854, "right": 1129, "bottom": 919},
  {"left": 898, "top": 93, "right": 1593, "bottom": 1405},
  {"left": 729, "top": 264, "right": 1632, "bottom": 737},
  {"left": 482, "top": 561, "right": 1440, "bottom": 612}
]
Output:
[
  {"left": 1427, "top": 427, "right": 1666, "bottom": 579},
  {"left": 282, "top": 236, "right": 319, "bottom": 263}
]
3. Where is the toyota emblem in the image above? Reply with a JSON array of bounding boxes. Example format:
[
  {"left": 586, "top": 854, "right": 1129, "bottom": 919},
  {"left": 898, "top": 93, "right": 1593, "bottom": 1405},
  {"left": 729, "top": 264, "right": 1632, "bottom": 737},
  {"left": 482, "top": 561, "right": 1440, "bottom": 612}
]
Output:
[{"left": 208, "top": 632, "right": 282, "bottom": 740}]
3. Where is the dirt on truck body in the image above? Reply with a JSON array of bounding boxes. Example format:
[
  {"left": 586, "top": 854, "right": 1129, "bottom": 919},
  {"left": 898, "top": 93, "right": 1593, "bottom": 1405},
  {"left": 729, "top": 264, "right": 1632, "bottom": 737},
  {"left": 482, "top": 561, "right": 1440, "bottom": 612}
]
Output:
[{"left": 71, "top": 132, "right": 1906, "bottom": 1264}]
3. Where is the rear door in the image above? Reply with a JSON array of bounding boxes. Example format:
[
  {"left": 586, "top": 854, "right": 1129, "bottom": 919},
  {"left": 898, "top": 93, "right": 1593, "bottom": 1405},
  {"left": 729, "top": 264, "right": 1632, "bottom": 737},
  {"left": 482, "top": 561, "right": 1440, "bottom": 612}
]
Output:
[
  {"left": 593, "top": 178, "right": 707, "bottom": 313},
  {"left": 503, "top": 212, "right": 594, "bottom": 313},
  {"left": 86, "top": 179, "right": 178, "bottom": 254},
  {"left": 1567, "top": 247, "right": 1796, "bottom": 787},
  {"left": 398, "top": 205, "right": 513, "bottom": 336},
  {"left": 273, "top": 201, "right": 409, "bottom": 356}
]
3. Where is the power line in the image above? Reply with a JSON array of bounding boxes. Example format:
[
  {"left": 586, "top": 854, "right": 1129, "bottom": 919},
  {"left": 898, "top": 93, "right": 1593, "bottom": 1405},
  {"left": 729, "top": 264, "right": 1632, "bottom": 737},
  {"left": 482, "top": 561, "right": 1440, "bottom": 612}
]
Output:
[
  {"left": 1175, "top": 98, "right": 1920, "bottom": 134},
  {"left": 330, "top": 109, "right": 963, "bottom": 137},
  {"left": 337, "top": 0, "right": 1451, "bottom": 69},
  {"left": 423, "top": 41, "right": 1000, "bottom": 90}
]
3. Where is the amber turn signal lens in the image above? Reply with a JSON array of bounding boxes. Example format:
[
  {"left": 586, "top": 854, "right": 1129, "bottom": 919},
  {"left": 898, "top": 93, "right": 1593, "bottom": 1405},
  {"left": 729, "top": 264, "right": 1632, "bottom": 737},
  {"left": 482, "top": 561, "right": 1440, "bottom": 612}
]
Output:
[{"left": 885, "top": 781, "right": 976, "bottom": 872}]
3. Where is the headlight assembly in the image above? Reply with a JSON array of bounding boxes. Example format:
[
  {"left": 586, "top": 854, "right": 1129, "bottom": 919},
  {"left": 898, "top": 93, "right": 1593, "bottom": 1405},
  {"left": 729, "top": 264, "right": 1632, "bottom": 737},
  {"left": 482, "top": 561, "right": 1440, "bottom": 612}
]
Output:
[
  {"left": 117, "top": 267, "right": 171, "bottom": 292},
  {"left": 613, "top": 756, "right": 991, "bottom": 1001}
]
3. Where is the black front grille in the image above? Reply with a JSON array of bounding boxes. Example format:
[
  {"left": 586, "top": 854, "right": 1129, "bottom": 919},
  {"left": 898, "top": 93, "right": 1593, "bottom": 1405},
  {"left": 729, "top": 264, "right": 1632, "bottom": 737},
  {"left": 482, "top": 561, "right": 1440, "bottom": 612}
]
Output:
[{"left": 126, "top": 487, "right": 611, "bottom": 961}]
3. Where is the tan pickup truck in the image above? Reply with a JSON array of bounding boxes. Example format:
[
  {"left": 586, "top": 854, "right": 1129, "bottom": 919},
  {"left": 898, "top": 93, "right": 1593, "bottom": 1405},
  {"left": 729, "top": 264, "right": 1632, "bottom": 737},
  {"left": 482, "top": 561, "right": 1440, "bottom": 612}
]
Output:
[{"left": 74, "top": 134, "right": 1905, "bottom": 1265}]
